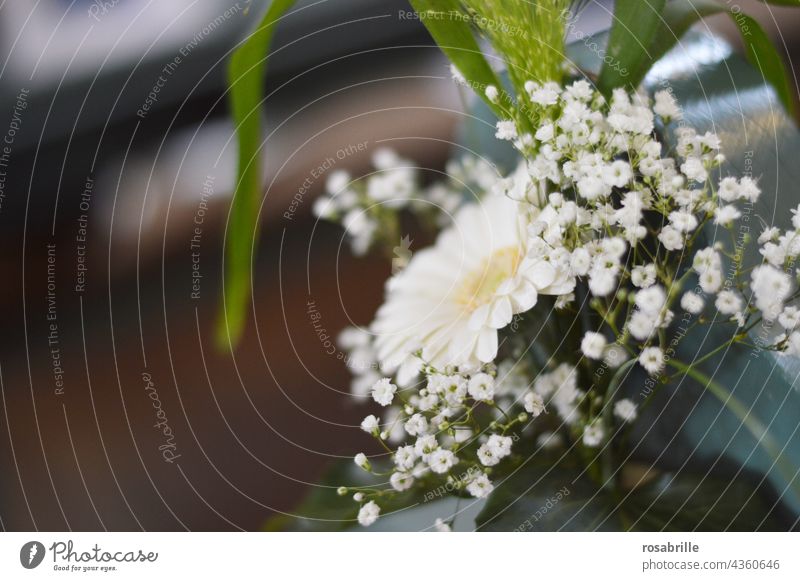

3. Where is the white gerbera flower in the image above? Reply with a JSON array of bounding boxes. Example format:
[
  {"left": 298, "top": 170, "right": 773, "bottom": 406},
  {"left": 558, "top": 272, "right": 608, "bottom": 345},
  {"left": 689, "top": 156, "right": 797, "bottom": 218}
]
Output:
[{"left": 372, "top": 194, "right": 572, "bottom": 373}]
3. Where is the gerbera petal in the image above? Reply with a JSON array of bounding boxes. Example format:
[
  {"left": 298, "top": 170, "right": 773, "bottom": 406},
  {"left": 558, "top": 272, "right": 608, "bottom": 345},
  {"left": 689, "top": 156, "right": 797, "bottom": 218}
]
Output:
[
  {"left": 469, "top": 304, "right": 491, "bottom": 330},
  {"left": 476, "top": 328, "right": 499, "bottom": 362},
  {"left": 524, "top": 260, "right": 557, "bottom": 288},
  {"left": 511, "top": 281, "right": 538, "bottom": 312},
  {"left": 489, "top": 297, "right": 513, "bottom": 328}
]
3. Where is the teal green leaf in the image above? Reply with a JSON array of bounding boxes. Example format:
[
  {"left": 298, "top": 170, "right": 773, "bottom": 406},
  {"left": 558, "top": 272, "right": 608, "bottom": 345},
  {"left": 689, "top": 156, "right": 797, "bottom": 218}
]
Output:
[
  {"left": 475, "top": 455, "right": 620, "bottom": 531},
  {"left": 264, "top": 459, "right": 418, "bottom": 531},
  {"left": 627, "top": 0, "right": 796, "bottom": 115},
  {"left": 597, "top": 0, "right": 667, "bottom": 95},
  {"left": 475, "top": 453, "right": 786, "bottom": 531},
  {"left": 263, "top": 460, "right": 363, "bottom": 531},
  {"left": 220, "top": 0, "right": 296, "bottom": 349},
  {"left": 408, "top": 0, "right": 504, "bottom": 116},
  {"left": 736, "top": 12, "right": 796, "bottom": 115}
]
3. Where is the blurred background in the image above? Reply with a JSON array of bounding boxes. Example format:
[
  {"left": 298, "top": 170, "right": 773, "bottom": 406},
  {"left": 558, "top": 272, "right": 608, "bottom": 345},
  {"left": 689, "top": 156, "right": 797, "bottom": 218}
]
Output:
[{"left": 0, "top": 0, "right": 798, "bottom": 531}]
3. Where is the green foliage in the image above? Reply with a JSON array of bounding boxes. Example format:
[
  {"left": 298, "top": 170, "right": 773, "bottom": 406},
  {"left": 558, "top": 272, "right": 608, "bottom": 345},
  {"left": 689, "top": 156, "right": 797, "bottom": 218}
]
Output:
[
  {"left": 600, "top": 0, "right": 796, "bottom": 115},
  {"left": 221, "top": 1, "right": 799, "bottom": 349},
  {"left": 460, "top": 0, "right": 571, "bottom": 87},
  {"left": 758, "top": 1, "right": 800, "bottom": 6},
  {"left": 219, "top": 0, "right": 296, "bottom": 349},
  {"left": 263, "top": 460, "right": 418, "bottom": 532},
  {"left": 597, "top": 0, "right": 667, "bottom": 95},
  {"left": 408, "top": 0, "right": 505, "bottom": 116},
  {"left": 475, "top": 452, "right": 786, "bottom": 531}
]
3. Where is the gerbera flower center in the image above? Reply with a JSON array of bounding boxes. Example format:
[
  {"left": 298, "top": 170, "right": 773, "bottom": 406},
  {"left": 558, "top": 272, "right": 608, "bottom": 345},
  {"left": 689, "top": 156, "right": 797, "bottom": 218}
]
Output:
[{"left": 455, "top": 246, "right": 521, "bottom": 310}]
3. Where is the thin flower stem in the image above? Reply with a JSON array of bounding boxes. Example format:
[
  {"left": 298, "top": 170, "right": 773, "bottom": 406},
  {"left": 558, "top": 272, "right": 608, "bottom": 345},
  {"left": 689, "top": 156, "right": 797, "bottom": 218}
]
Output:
[{"left": 600, "top": 358, "right": 636, "bottom": 490}]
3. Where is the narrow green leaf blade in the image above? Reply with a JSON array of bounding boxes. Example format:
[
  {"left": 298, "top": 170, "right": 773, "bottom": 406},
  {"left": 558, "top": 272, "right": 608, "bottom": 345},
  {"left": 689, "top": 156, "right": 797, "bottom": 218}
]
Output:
[
  {"left": 757, "top": 1, "right": 800, "bottom": 6},
  {"left": 737, "top": 13, "right": 796, "bottom": 115},
  {"left": 408, "top": 0, "right": 504, "bottom": 115},
  {"left": 597, "top": 0, "right": 667, "bottom": 95},
  {"left": 220, "top": 0, "right": 296, "bottom": 349},
  {"left": 633, "top": 0, "right": 796, "bottom": 115}
]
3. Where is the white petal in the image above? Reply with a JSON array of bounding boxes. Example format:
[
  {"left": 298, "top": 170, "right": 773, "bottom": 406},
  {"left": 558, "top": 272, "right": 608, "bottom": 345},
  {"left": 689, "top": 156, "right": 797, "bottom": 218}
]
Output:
[
  {"left": 469, "top": 303, "right": 491, "bottom": 330},
  {"left": 396, "top": 357, "right": 422, "bottom": 386},
  {"left": 489, "top": 297, "right": 513, "bottom": 328},
  {"left": 476, "top": 328, "right": 499, "bottom": 362},
  {"left": 511, "top": 281, "right": 538, "bottom": 312},
  {"left": 524, "top": 260, "right": 557, "bottom": 288}
]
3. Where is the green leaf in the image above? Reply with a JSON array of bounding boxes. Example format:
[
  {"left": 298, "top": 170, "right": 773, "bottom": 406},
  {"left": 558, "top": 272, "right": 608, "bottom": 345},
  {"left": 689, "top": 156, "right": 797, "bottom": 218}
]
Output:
[
  {"left": 263, "top": 459, "right": 418, "bottom": 531},
  {"left": 476, "top": 452, "right": 786, "bottom": 531},
  {"left": 476, "top": 454, "right": 621, "bottom": 531},
  {"left": 626, "top": 0, "right": 796, "bottom": 115},
  {"left": 597, "top": 0, "right": 667, "bottom": 95},
  {"left": 408, "top": 0, "right": 504, "bottom": 115},
  {"left": 263, "top": 460, "right": 362, "bottom": 531},
  {"left": 219, "top": 0, "right": 296, "bottom": 350},
  {"left": 736, "top": 12, "right": 796, "bottom": 115},
  {"left": 624, "top": 471, "right": 786, "bottom": 531},
  {"left": 666, "top": 358, "right": 800, "bottom": 501}
]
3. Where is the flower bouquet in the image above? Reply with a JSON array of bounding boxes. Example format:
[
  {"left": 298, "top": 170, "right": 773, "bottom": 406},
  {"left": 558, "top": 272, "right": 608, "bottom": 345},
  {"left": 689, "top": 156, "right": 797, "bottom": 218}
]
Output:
[{"left": 225, "top": 1, "right": 800, "bottom": 531}]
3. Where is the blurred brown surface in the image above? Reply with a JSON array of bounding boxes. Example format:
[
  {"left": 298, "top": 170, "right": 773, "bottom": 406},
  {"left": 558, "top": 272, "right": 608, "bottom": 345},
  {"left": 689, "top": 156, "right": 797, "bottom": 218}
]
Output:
[
  {"left": 0, "top": 216, "right": 380, "bottom": 530},
  {"left": 0, "top": 52, "right": 460, "bottom": 530}
]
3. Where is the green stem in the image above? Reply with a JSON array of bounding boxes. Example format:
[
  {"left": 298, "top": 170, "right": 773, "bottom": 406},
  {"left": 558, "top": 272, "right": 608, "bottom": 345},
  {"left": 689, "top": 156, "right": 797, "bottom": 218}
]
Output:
[{"left": 601, "top": 358, "right": 636, "bottom": 491}]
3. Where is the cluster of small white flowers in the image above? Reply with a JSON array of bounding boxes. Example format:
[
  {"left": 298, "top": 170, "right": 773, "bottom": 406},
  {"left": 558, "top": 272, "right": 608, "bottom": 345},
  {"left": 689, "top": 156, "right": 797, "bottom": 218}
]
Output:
[
  {"left": 494, "top": 80, "right": 800, "bottom": 377},
  {"left": 342, "top": 353, "right": 541, "bottom": 527},
  {"left": 313, "top": 151, "right": 500, "bottom": 256},
  {"left": 311, "top": 149, "right": 417, "bottom": 255},
  {"left": 337, "top": 79, "right": 800, "bottom": 528}
]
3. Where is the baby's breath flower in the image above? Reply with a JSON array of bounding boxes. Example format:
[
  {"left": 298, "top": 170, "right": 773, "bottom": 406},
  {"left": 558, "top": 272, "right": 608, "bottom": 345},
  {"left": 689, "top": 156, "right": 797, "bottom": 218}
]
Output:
[
  {"left": 581, "top": 331, "right": 607, "bottom": 360},
  {"left": 390, "top": 471, "right": 415, "bottom": 491},
  {"left": 631, "top": 264, "right": 657, "bottom": 288},
  {"left": 466, "top": 473, "right": 494, "bottom": 498},
  {"left": 434, "top": 518, "right": 452, "bottom": 532},
  {"left": 495, "top": 120, "right": 518, "bottom": 141},
  {"left": 371, "top": 378, "right": 397, "bottom": 406},
  {"left": 466, "top": 373, "right": 495, "bottom": 402},
  {"left": 428, "top": 449, "right": 458, "bottom": 474},
  {"left": 358, "top": 501, "right": 380, "bottom": 527},
  {"left": 715, "top": 290, "right": 744, "bottom": 315},
  {"left": 360, "top": 414, "right": 380, "bottom": 433},
  {"left": 681, "top": 291, "right": 705, "bottom": 315},
  {"left": 779, "top": 306, "right": 800, "bottom": 330},
  {"left": 523, "top": 391, "right": 546, "bottom": 416},
  {"left": 614, "top": 398, "right": 638, "bottom": 423},
  {"left": 404, "top": 413, "right": 428, "bottom": 437},
  {"left": 639, "top": 347, "right": 665, "bottom": 376},
  {"left": 354, "top": 453, "right": 370, "bottom": 471},
  {"left": 394, "top": 445, "right": 417, "bottom": 470},
  {"left": 714, "top": 204, "right": 741, "bottom": 226},
  {"left": 582, "top": 422, "right": 605, "bottom": 447},
  {"left": 336, "top": 77, "right": 793, "bottom": 526},
  {"left": 653, "top": 89, "right": 682, "bottom": 120},
  {"left": 658, "top": 226, "right": 684, "bottom": 251},
  {"left": 635, "top": 286, "right": 667, "bottom": 315}
]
